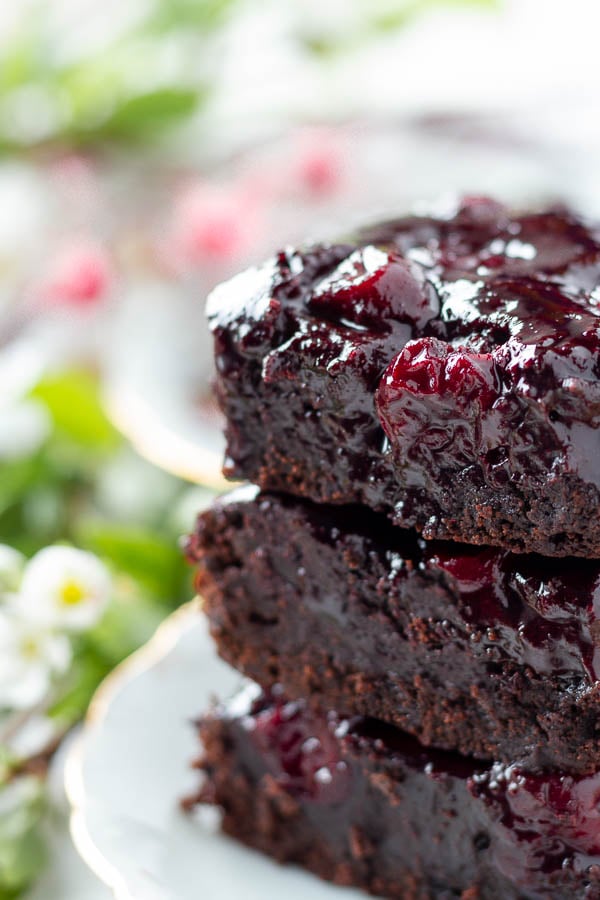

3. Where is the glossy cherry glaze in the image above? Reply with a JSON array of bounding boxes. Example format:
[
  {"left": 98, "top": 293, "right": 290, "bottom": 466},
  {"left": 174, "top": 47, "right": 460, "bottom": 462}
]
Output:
[
  {"left": 423, "top": 541, "right": 600, "bottom": 682},
  {"left": 209, "top": 197, "right": 600, "bottom": 555},
  {"left": 236, "top": 687, "right": 600, "bottom": 894}
]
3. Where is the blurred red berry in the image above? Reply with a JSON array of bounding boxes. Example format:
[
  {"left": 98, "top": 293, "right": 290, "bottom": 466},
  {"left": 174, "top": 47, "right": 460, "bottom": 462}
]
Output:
[
  {"left": 292, "top": 129, "right": 346, "bottom": 196},
  {"left": 167, "top": 181, "right": 263, "bottom": 268},
  {"left": 36, "top": 239, "right": 113, "bottom": 307}
]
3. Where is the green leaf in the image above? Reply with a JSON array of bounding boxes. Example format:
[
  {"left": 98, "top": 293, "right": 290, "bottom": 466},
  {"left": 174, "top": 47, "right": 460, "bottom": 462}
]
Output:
[
  {"left": 75, "top": 520, "right": 188, "bottom": 600},
  {"left": 302, "top": 0, "right": 499, "bottom": 54},
  {"left": 88, "top": 590, "right": 166, "bottom": 665},
  {"left": 147, "top": 0, "right": 238, "bottom": 32},
  {"left": 0, "top": 26, "right": 42, "bottom": 94},
  {"left": 0, "top": 777, "right": 46, "bottom": 896},
  {"left": 373, "top": 0, "right": 499, "bottom": 28},
  {"left": 93, "top": 88, "right": 200, "bottom": 142},
  {"left": 0, "top": 826, "right": 45, "bottom": 896},
  {"left": 48, "top": 653, "right": 110, "bottom": 728},
  {"left": 31, "top": 371, "right": 120, "bottom": 451},
  {"left": 0, "top": 458, "right": 42, "bottom": 518}
]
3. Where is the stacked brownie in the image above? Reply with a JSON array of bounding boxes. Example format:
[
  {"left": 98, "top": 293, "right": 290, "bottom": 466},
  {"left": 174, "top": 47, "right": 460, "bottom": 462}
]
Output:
[{"left": 185, "top": 197, "right": 600, "bottom": 898}]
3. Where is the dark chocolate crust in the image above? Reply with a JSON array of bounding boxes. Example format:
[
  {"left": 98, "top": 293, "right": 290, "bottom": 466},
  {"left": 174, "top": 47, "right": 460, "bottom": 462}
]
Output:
[
  {"left": 189, "top": 687, "right": 600, "bottom": 900},
  {"left": 187, "top": 488, "right": 600, "bottom": 773},
  {"left": 207, "top": 199, "right": 600, "bottom": 557}
]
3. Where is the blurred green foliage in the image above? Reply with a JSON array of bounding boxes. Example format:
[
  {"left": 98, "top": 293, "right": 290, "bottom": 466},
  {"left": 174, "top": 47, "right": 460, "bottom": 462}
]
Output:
[
  {"left": 292, "top": 0, "right": 499, "bottom": 56},
  {"left": 0, "top": 368, "right": 202, "bottom": 895},
  {"left": 0, "top": 778, "right": 46, "bottom": 900},
  {"left": 0, "top": 0, "right": 499, "bottom": 152},
  {"left": 0, "top": 0, "right": 238, "bottom": 152},
  {"left": 1, "top": 365, "right": 197, "bottom": 717}
]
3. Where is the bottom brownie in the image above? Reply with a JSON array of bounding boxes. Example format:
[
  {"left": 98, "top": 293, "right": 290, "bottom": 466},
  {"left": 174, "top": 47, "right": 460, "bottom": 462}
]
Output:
[{"left": 188, "top": 684, "right": 600, "bottom": 900}]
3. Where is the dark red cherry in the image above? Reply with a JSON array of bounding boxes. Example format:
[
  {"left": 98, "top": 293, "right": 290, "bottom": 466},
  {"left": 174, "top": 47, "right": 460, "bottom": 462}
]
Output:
[
  {"left": 308, "top": 246, "right": 438, "bottom": 331},
  {"left": 376, "top": 337, "right": 499, "bottom": 441},
  {"left": 429, "top": 547, "right": 498, "bottom": 593},
  {"left": 251, "top": 699, "right": 351, "bottom": 805}
]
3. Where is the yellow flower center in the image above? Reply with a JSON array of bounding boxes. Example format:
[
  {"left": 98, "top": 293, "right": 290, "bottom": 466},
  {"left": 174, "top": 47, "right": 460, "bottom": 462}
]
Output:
[
  {"left": 20, "top": 636, "right": 39, "bottom": 660},
  {"left": 60, "top": 579, "right": 87, "bottom": 607}
]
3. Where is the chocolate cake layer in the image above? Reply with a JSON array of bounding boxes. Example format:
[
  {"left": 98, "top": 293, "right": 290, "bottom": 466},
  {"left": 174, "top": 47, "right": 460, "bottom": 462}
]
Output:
[
  {"left": 190, "top": 685, "right": 600, "bottom": 900},
  {"left": 187, "top": 488, "right": 600, "bottom": 773},
  {"left": 208, "top": 198, "right": 600, "bottom": 557}
]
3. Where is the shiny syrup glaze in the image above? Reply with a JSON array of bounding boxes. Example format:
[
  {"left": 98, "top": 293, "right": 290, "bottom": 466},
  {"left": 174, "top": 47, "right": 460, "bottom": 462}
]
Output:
[
  {"left": 296, "top": 494, "right": 600, "bottom": 683},
  {"left": 209, "top": 196, "right": 600, "bottom": 498},
  {"left": 420, "top": 540, "right": 600, "bottom": 682},
  {"left": 339, "top": 201, "right": 600, "bottom": 486},
  {"left": 236, "top": 688, "right": 600, "bottom": 890}
]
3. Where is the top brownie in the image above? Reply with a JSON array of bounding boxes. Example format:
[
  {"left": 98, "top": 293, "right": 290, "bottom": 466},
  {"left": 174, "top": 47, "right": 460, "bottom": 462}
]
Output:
[{"left": 208, "top": 197, "right": 600, "bottom": 557}]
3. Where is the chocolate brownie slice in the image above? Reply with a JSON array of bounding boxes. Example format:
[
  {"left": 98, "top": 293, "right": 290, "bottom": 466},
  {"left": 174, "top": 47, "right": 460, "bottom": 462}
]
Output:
[
  {"left": 186, "top": 487, "right": 600, "bottom": 773},
  {"left": 189, "top": 684, "right": 600, "bottom": 899},
  {"left": 208, "top": 198, "right": 600, "bottom": 557}
]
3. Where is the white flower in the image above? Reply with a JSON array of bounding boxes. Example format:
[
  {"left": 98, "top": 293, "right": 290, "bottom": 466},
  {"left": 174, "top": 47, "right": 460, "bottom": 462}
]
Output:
[
  {"left": 0, "top": 545, "right": 25, "bottom": 594},
  {"left": 18, "top": 546, "right": 112, "bottom": 631},
  {"left": 0, "top": 611, "right": 71, "bottom": 710}
]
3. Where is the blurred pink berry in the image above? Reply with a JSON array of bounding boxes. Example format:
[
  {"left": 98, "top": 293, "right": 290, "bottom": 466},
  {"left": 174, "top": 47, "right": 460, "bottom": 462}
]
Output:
[
  {"left": 36, "top": 238, "right": 113, "bottom": 307},
  {"left": 168, "top": 181, "right": 263, "bottom": 268},
  {"left": 292, "top": 129, "right": 346, "bottom": 196}
]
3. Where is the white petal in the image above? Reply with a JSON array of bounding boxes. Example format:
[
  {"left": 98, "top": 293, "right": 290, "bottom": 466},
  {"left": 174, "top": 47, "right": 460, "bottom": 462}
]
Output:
[
  {"left": 0, "top": 661, "right": 50, "bottom": 710},
  {"left": 0, "top": 340, "right": 46, "bottom": 404},
  {"left": 42, "top": 632, "right": 72, "bottom": 675},
  {"left": 0, "top": 164, "right": 47, "bottom": 260},
  {"left": 0, "top": 611, "right": 71, "bottom": 711}
]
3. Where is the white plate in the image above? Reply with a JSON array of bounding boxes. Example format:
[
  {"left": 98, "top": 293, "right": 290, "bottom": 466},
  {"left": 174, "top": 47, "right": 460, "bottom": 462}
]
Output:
[{"left": 65, "top": 605, "right": 368, "bottom": 900}]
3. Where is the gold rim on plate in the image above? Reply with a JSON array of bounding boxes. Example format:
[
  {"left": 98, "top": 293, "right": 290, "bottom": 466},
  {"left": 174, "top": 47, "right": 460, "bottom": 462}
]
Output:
[{"left": 104, "top": 384, "right": 228, "bottom": 490}]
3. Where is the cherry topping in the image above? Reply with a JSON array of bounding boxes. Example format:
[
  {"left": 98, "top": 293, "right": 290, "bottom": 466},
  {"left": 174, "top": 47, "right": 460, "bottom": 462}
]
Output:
[
  {"left": 376, "top": 337, "right": 499, "bottom": 464},
  {"left": 472, "top": 762, "right": 600, "bottom": 883},
  {"left": 308, "top": 246, "right": 438, "bottom": 331},
  {"left": 249, "top": 696, "right": 351, "bottom": 805},
  {"left": 236, "top": 689, "right": 600, "bottom": 890},
  {"left": 430, "top": 547, "right": 499, "bottom": 594},
  {"left": 453, "top": 195, "right": 508, "bottom": 227}
]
